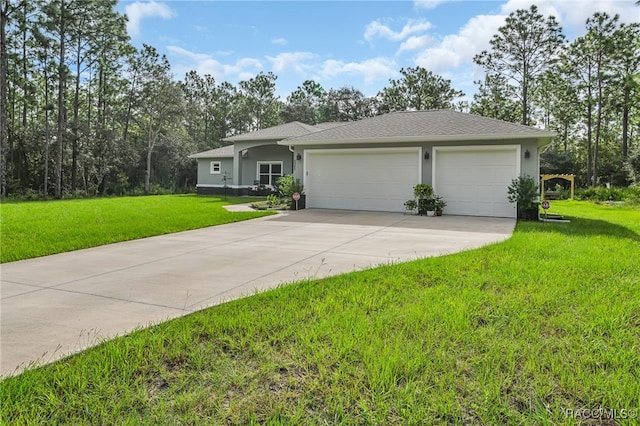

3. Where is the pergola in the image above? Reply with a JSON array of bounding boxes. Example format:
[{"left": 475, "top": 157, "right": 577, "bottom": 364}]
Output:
[{"left": 541, "top": 174, "right": 575, "bottom": 200}]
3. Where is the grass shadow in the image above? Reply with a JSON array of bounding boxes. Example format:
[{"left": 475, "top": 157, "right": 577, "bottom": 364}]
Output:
[{"left": 518, "top": 216, "right": 640, "bottom": 241}]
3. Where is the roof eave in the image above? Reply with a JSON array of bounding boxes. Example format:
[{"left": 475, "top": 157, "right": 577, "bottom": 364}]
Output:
[
  {"left": 538, "top": 135, "right": 556, "bottom": 149},
  {"left": 279, "top": 132, "right": 557, "bottom": 146},
  {"left": 223, "top": 136, "right": 284, "bottom": 142},
  {"left": 189, "top": 154, "right": 234, "bottom": 159}
]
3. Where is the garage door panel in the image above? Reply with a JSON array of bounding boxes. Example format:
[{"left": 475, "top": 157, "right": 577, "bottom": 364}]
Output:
[
  {"left": 442, "top": 184, "right": 475, "bottom": 200},
  {"left": 306, "top": 150, "right": 419, "bottom": 212},
  {"left": 473, "top": 185, "right": 494, "bottom": 199},
  {"left": 434, "top": 148, "right": 518, "bottom": 218},
  {"left": 475, "top": 202, "right": 498, "bottom": 216},
  {"left": 311, "top": 182, "right": 411, "bottom": 195},
  {"left": 486, "top": 167, "right": 516, "bottom": 183}
]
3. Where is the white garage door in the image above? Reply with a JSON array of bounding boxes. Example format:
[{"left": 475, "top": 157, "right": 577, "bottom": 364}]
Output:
[
  {"left": 433, "top": 146, "right": 519, "bottom": 218},
  {"left": 304, "top": 148, "right": 420, "bottom": 212}
]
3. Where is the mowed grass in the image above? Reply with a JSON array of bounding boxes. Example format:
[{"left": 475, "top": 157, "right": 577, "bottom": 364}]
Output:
[
  {"left": 1, "top": 201, "right": 639, "bottom": 424},
  {"left": 0, "top": 195, "right": 273, "bottom": 263}
]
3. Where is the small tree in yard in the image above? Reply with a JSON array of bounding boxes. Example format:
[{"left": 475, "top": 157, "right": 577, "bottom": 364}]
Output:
[{"left": 508, "top": 175, "right": 540, "bottom": 220}]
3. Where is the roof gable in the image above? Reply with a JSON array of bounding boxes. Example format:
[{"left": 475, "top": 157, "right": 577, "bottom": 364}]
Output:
[{"left": 188, "top": 145, "right": 234, "bottom": 159}]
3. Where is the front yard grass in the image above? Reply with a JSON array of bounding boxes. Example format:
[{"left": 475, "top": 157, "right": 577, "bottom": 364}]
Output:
[
  {"left": 1, "top": 201, "right": 639, "bottom": 424},
  {"left": 0, "top": 195, "right": 273, "bottom": 263}
]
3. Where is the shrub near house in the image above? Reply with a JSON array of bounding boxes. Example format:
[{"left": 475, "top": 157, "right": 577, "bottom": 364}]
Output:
[{"left": 507, "top": 176, "right": 540, "bottom": 220}]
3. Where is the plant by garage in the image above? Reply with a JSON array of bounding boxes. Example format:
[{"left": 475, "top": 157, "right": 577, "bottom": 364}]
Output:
[
  {"left": 507, "top": 175, "right": 540, "bottom": 220},
  {"left": 412, "top": 184, "right": 433, "bottom": 215},
  {"left": 406, "top": 184, "right": 447, "bottom": 216},
  {"left": 404, "top": 199, "right": 418, "bottom": 214},
  {"left": 434, "top": 195, "right": 447, "bottom": 216},
  {"left": 274, "top": 174, "right": 305, "bottom": 209}
]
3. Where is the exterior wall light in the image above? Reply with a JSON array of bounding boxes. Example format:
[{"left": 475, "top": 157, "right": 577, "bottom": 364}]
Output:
[
  {"left": 424, "top": 152, "right": 430, "bottom": 160},
  {"left": 524, "top": 149, "right": 530, "bottom": 159},
  {"left": 296, "top": 153, "right": 302, "bottom": 161}
]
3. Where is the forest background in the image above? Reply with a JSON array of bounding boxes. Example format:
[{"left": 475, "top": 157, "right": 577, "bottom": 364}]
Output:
[{"left": 1, "top": 1, "right": 638, "bottom": 199}]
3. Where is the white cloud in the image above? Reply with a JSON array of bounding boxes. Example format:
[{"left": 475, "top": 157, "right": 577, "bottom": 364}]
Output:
[
  {"left": 167, "top": 46, "right": 262, "bottom": 81},
  {"left": 398, "top": 35, "right": 432, "bottom": 54},
  {"left": 320, "top": 57, "right": 397, "bottom": 84},
  {"left": 364, "top": 18, "right": 432, "bottom": 42},
  {"left": 267, "top": 52, "right": 316, "bottom": 73},
  {"left": 413, "top": 0, "right": 449, "bottom": 9},
  {"left": 414, "top": 14, "right": 505, "bottom": 73},
  {"left": 271, "top": 38, "right": 288, "bottom": 45},
  {"left": 124, "top": 1, "right": 174, "bottom": 36},
  {"left": 414, "top": 0, "right": 640, "bottom": 78},
  {"left": 414, "top": 0, "right": 640, "bottom": 80},
  {"left": 238, "top": 71, "right": 258, "bottom": 81},
  {"left": 408, "top": 0, "right": 640, "bottom": 102}
]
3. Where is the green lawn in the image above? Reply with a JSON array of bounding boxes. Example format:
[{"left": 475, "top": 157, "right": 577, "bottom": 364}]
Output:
[
  {"left": 0, "top": 195, "right": 273, "bottom": 263},
  {"left": 1, "top": 201, "right": 639, "bottom": 425}
]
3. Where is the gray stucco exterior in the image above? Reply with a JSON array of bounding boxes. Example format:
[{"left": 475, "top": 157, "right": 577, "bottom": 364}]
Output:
[
  {"left": 192, "top": 143, "right": 293, "bottom": 195},
  {"left": 196, "top": 157, "right": 234, "bottom": 186},
  {"left": 232, "top": 141, "right": 293, "bottom": 187}
]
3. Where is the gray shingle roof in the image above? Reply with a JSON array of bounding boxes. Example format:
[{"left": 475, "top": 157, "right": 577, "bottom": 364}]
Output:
[
  {"left": 313, "top": 122, "right": 350, "bottom": 130},
  {"left": 188, "top": 145, "right": 234, "bottom": 159},
  {"left": 281, "top": 110, "right": 556, "bottom": 145},
  {"left": 224, "top": 121, "right": 318, "bottom": 142}
]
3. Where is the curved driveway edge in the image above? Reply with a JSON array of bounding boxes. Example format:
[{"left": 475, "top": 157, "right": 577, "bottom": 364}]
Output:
[{"left": 1, "top": 210, "right": 514, "bottom": 377}]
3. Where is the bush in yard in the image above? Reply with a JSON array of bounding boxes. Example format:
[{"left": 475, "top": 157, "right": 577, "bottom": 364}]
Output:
[
  {"left": 266, "top": 194, "right": 280, "bottom": 207},
  {"left": 507, "top": 175, "right": 539, "bottom": 220},
  {"left": 576, "top": 186, "right": 640, "bottom": 204},
  {"left": 274, "top": 175, "right": 304, "bottom": 207}
]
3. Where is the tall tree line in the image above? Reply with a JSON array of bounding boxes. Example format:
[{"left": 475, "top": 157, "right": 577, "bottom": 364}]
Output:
[
  {"left": 473, "top": 5, "right": 640, "bottom": 186},
  {"left": 0, "top": 0, "right": 459, "bottom": 199},
  {"left": 1, "top": 1, "right": 285, "bottom": 197},
  {"left": 1, "top": 2, "right": 639, "bottom": 198}
]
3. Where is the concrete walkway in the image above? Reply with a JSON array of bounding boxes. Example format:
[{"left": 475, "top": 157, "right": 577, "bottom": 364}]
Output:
[{"left": 1, "top": 210, "right": 514, "bottom": 377}]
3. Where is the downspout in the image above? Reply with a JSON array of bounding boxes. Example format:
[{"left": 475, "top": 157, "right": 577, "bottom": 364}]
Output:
[{"left": 288, "top": 145, "right": 294, "bottom": 173}]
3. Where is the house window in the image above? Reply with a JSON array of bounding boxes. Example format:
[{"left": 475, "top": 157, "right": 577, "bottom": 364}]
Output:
[
  {"left": 210, "top": 161, "right": 221, "bottom": 174},
  {"left": 257, "top": 162, "right": 283, "bottom": 186}
]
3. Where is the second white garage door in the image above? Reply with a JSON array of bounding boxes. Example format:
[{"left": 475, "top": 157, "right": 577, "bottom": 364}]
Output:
[
  {"left": 433, "top": 146, "right": 519, "bottom": 218},
  {"left": 304, "top": 148, "right": 420, "bottom": 212}
]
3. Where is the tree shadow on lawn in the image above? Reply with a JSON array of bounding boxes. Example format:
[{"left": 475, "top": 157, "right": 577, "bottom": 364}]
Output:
[{"left": 517, "top": 216, "right": 640, "bottom": 241}]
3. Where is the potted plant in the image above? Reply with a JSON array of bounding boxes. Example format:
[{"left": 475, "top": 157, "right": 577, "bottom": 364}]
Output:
[
  {"left": 404, "top": 199, "right": 417, "bottom": 215},
  {"left": 507, "top": 175, "right": 539, "bottom": 220},
  {"left": 413, "top": 184, "right": 434, "bottom": 216},
  {"left": 434, "top": 195, "right": 447, "bottom": 216},
  {"left": 425, "top": 197, "right": 437, "bottom": 216}
]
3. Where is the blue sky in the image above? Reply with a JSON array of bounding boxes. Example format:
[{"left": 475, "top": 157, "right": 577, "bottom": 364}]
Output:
[{"left": 116, "top": 0, "right": 639, "bottom": 101}]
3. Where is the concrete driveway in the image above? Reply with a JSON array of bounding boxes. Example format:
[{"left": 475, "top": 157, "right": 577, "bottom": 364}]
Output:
[{"left": 1, "top": 209, "right": 514, "bottom": 377}]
